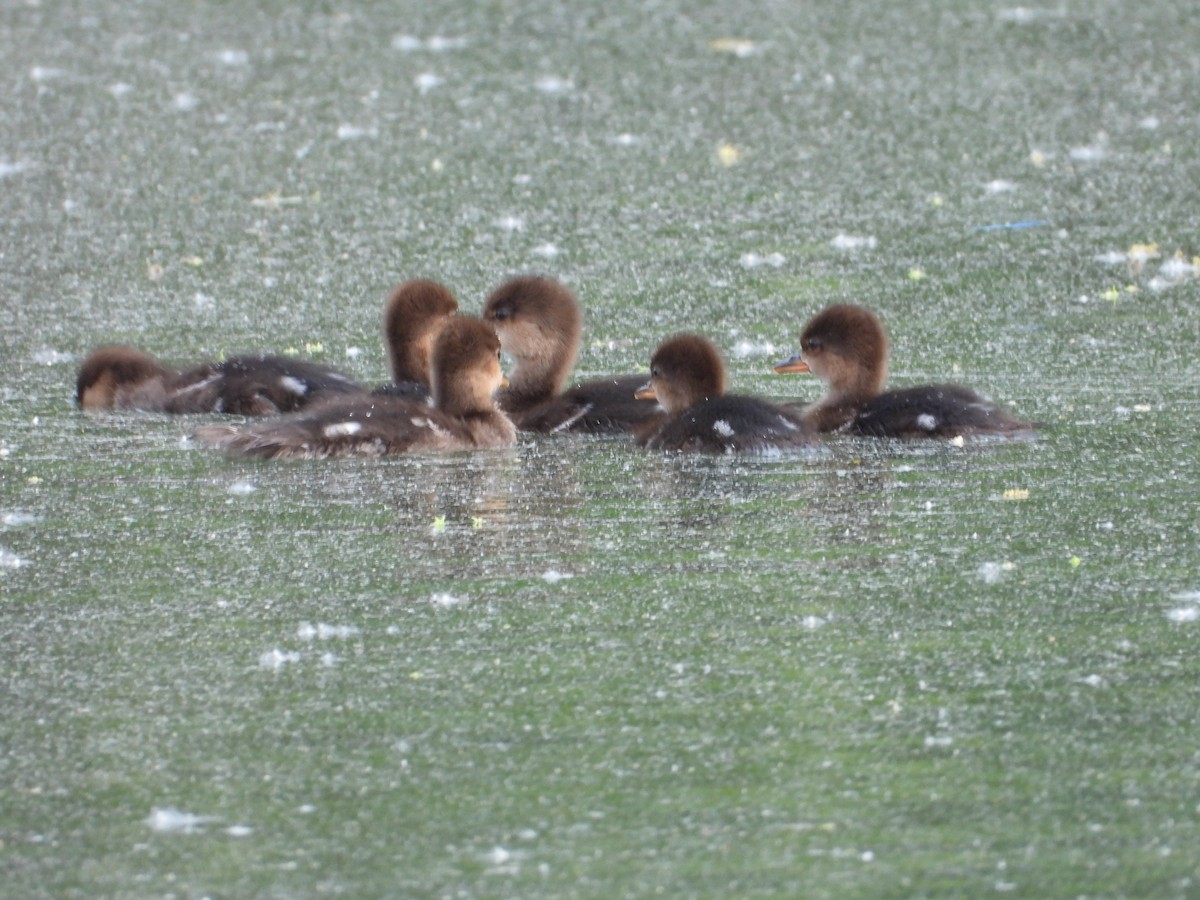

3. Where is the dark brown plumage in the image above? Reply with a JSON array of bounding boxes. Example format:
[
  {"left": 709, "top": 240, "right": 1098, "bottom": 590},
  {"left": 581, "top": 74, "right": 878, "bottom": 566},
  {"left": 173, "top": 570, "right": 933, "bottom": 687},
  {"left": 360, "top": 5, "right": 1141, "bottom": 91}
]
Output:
[
  {"left": 636, "top": 334, "right": 815, "bottom": 453},
  {"left": 378, "top": 279, "right": 459, "bottom": 395},
  {"left": 194, "top": 318, "right": 515, "bottom": 458},
  {"left": 774, "top": 304, "right": 1035, "bottom": 437},
  {"left": 75, "top": 345, "right": 362, "bottom": 415},
  {"left": 482, "top": 275, "right": 663, "bottom": 433}
]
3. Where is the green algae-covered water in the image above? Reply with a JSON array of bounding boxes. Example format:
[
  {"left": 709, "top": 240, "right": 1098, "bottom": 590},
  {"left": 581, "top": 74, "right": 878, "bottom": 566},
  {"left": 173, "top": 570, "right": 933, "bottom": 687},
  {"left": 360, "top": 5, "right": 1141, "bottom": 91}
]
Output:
[{"left": 3, "top": 1, "right": 1199, "bottom": 896}]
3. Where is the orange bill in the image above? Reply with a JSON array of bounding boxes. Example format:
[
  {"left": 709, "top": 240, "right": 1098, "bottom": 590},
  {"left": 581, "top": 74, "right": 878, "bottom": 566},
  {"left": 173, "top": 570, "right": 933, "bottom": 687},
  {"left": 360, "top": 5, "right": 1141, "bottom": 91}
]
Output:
[{"left": 773, "top": 354, "right": 810, "bottom": 374}]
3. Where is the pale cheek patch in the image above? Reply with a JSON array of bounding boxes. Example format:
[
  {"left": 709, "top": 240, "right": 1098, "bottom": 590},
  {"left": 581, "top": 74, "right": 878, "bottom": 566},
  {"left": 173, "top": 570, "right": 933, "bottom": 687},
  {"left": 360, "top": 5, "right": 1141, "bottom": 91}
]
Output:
[{"left": 323, "top": 421, "right": 363, "bottom": 438}]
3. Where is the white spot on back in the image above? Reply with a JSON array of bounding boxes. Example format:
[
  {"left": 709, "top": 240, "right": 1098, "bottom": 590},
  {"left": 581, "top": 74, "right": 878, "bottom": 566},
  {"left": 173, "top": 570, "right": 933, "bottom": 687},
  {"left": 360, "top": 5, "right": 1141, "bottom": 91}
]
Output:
[
  {"left": 323, "top": 421, "right": 362, "bottom": 438},
  {"left": 279, "top": 376, "right": 308, "bottom": 396},
  {"left": 712, "top": 420, "right": 736, "bottom": 438},
  {"left": 916, "top": 413, "right": 938, "bottom": 431}
]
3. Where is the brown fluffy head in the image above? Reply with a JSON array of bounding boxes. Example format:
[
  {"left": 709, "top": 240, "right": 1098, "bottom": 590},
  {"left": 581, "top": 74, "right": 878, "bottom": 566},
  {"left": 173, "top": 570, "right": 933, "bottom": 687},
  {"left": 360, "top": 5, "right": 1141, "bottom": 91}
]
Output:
[
  {"left": 429, "top": 317, "right": 505, "bottom": 415},
  {"left": 482, "top": 275, "right": 582, "bottom": 400},
  {"left": 797, "top": 304, "right": 889, "bottom": 399},
  {"left": 75, "top": 345, "right": 171, "bottom": 408},
  {"left": 646, "top": 333, "right": 727, "bottom": 414},
  {"left": 382, "top": 279, "right": 459, "bottom": 384}
]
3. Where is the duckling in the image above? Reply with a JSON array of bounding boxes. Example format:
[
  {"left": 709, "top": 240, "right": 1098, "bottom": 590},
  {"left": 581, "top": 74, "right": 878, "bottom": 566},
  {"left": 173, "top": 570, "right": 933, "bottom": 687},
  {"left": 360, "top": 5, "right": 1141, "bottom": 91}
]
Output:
[
  {"left": 75, "top": 345, "right": 363, "bottom": 415},
  {"left": 193, "top": 317, "right": 515, "bottom": 458},
  {"left": 482, "top": 275, "right": 662, "bottom": 433},
  {"left": 372, "top": 278, "right": 459, "bottom": 400},
  {"left": 635, "top": 333, "right": 815, "bottom": 453},
  {"left": 75, "top": 279, "right": 461, "bottom": 414},
  {"left": 774, "top": 304, "right": 1035, "bottom": 437}
]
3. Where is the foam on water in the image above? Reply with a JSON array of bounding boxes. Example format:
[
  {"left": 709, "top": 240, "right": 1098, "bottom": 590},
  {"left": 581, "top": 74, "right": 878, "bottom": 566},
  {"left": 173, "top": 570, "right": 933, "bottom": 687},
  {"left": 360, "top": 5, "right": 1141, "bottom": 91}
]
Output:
[
  {"left": 226, "top": 479, "right": 256, "bottom": 496},
  {"left": 534, "top": 76, "right": 572, "bottom": 94},
  {"left": 1, "top": 547, "right": 30, "bottom": 570},
  {"left": 2, "top": 512, "right": 41, "bottom": 527},
  {"left": 730, "top": 339, "right": 777, "bottom": 358},
  {"left": 830, "top": 233, "right": 877, "bottom": 250},
  {"left": 740, "top": 252, "right": 786, "bottom": 268},
  {"left": 1069, "top": 144, "right": 1106, "bottom": 163},
  {"left": 259, "top": 648, "right": 301, "bottom": 669},
  {"left": 393, "top": 34, "right": 467, "bottom": 52},
  {"left": 146, "top": 808, "right": 217, "bottom": 833},
  {"left": 297, "top": 622, "right": 361, "bottom": 640},
  {"left": 31, "top": 349, "right": 73, "bottom": 365},
  {"left": 0, "top": 160, "right": 34, "bottom": 179},
  {"left": 1167, "top": 592, "right": 1200, "bottom": 623},
  {"left": 415, "top": 73, "right": 444, "bottom": 94},
  {"left": 337, "top": 124, "right": 376, "bottom": 140},
  {"left": 216, "top": 49, "right": 249, "bottom": 66}
]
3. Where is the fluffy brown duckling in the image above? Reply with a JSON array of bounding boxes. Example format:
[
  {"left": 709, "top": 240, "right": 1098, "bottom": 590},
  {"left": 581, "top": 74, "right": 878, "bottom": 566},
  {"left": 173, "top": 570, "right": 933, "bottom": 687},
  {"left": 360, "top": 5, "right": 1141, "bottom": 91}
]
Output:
[
  {"left": 75, "top": 345, "right": 363, "bottom": 415},
  {"left": 773, "top": 304, "right": 1035, "bottom": 437},
  {"left": 193, "top": 317, "right": 515, "bottom": 458},
  {"left": 372, "top": 278, "right": 459, "bottom": 400},
  {"left": 75, "top": 280, "right": 460, "bottom": 414},
  {"left": 635, "top": 334, "right": 815, "bottom": 453},
  {"left": 481, "top": 275, "right": 663, "bottom": 433}
]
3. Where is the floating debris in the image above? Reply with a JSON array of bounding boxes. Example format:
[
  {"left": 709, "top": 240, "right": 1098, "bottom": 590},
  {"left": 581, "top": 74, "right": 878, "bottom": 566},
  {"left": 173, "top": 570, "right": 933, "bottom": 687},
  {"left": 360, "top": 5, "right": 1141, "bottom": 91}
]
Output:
[
  {"left": 30, "top": 66, "right": 65, "bottom": 82},
  {"left": 708, "top": 38, "right": 758, "bottom": 58},
  {"left": 431, "top": 592, "right": 467, "bottom": 609},
  {"left": 1069, "top": 143, "right": 1107, "bottom": 163},
  {"left": 534, "top": 76, "right": 572, "bottom": 94},
  {"left": 1, "top": 547, "right": 30, "bottom": 570},
  {"left": 974, "top": 220, "right": 1047, "bottom": 232},
  {"left": 984, "top": 179, "right": 1017, "bottom": 195},
  {"left": 977, "top": 561, "right": 1015, "bottom": 584},
  {"left": 716, "top": 143, "right": 742, "bottom": 167},
  {"left": 146, "top": 808, "right": 217, "bottom": 833},
  {"left": 296, "top": 622, "right": 360, "bottom": 641},
  {"left": 0, "top": 160, "right": 34, "bottom": 179},
  {"left": 830, "top": 233, "right": 877, "bottom": 251},
  {"left": 1166, "top": 605, "right": 1200, "bottom": 623},
  {"left": 415, "top": 73, "right": 444, "bottom": 94},
  {"left": 215, "top": 49, "right": 249, "bottom": 67},
  {"left": 740, "top": 251, "right": 786, "bottom": 269},
  {"left": 337, "top": 124, "right": 376, "bottom": 140},
  {"left": 392, "top": 34, "right": 467, "bottom": 52},
  {"left": 259, "top": 648, "right": 301, "bottom": 669}
]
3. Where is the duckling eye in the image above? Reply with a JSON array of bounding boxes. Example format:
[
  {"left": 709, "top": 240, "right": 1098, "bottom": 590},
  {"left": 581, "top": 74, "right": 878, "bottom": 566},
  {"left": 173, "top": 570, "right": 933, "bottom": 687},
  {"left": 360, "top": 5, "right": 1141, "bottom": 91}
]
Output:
[
  {"left": 491, "top": 306, "right": 512, "bottom": 322},
  {"left": 803, "top": 337, "right": 822, "bottom": 352}
]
